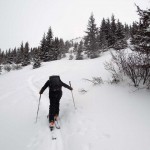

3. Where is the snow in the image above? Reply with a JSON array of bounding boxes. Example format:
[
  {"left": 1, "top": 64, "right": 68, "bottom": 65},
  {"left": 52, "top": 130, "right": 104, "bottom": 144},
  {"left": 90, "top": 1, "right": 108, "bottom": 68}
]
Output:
[
  {"left": 70, "top": 37, "right": 84, "bottom": 44},
  {"left": 0, "top": 51, "right": 150, "bottom": 150}
]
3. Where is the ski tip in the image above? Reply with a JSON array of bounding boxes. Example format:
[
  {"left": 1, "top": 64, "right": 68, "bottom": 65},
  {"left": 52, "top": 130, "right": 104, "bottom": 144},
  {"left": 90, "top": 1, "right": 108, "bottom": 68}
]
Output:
[
  {"left": 50, "top": 126, "right": 54, "bottom": 131},
  {"left": 56, "top": 126, "right": 60, "bottom": 129}
]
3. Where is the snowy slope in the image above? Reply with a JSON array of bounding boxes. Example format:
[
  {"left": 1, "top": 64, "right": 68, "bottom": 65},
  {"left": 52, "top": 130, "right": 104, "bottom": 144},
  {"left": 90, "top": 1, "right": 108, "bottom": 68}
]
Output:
[{"left": 0, "top": 51, "right": 150, "bottom": 150}]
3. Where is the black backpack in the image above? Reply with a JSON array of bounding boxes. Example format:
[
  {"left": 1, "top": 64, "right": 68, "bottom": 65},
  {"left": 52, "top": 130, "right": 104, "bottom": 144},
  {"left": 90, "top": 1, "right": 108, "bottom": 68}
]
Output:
[{"left": 49, "top": 75, "right": 61, "bottom": 91}]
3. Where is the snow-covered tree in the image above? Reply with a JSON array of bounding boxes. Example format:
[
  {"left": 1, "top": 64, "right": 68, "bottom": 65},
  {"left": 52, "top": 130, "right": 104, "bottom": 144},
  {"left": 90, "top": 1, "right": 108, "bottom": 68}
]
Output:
[
  {"left": 116, "top": 20, "right": 125, "bottom": 40},
  {"left": 15, "top": 48, "right": 23, "bottom": 64},
  {"left": 109, "top": 14, "right": 117, "bottom": 47},
  {"left": 59, "top": 38, "right": 66, "bottom": 58},
  {"left": 40, "top": 33, "right": 47, "bottom": 61},
  {"left": 6, "top": 49, "right": 13, "bottom": 64},
  {"left": 130, "top": 22, "right": 139, "bottom": 45},
  {"left": 113, "top": 6, "right": 150, "bottom": 88},
  {"left": 22, "top": 42, "right": 30, "bottom": 66},
  {"left": 132, "top": 6, "right": 150, "bottom": 55},
  {"left": 52, "top": 37, "right": 60, "bottom": 60},
  {"left": 64, "top": 40, "right": 72, "bottom": 52},
  {"left": 114, "top": 20, "right": 127, "bottom": 50},
  {"left": 0, "top": 50, "right": 2, "bottom": 73},
  {"left": 99, "top": 18, "right": 108, "bottom": 50},
  {"left": 32, "top": 48, "right": 41, "bottom": 69},
  {"left": 73, "top": 42, "right": 78, "bottom": 53},
  {"left": 0, "top": 49, "right": 2, "bottom": 64},
  {"left": 45, "top": 27, "right": 54, "bottom": 61},
  {"left": 124, "top": 23, "right": 130, "bottom": 39},
  {"left": 76, "top": 41, "right": 83, "bottom": 60},
  {"left": 12, "top": 48, "right": 17, "bottom": 64},
  {"left": 84, "top": 13, "right": 99, "bottom": 58}
]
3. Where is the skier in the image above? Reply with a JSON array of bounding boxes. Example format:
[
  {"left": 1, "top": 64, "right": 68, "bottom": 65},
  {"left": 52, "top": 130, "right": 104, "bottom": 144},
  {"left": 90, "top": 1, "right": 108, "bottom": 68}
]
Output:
[{"left": 39, "top": 75, "right": 73, "bottom": 128}]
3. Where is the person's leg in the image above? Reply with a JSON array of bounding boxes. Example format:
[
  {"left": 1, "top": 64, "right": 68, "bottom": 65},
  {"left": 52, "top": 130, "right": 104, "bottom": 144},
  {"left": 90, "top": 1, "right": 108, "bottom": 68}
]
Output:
[
  {"left": 54, "top": 91, "right": 62, "bottom": 120},
  {"left": 49, "top": 93, "right": 56, "bottom": 123}
]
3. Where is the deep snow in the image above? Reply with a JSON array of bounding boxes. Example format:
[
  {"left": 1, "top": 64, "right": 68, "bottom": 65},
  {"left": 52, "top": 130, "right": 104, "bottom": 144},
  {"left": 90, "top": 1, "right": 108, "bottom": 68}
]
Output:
[{"left": 0, "top": 51, "right": 150, "bottom": 150}]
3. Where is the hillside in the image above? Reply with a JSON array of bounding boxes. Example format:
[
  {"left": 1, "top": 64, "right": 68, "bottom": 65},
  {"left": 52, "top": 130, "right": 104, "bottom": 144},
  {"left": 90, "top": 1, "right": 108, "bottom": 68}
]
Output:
[{"left": 0, "top": 51, "right": 150, "bottom": 150}]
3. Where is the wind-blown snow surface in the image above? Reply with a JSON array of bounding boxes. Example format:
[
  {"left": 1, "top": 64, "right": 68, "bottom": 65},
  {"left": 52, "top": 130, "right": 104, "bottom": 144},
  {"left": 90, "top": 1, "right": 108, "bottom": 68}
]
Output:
[{"left": 0, "top": 52, "right": 150, "bottom": 150}]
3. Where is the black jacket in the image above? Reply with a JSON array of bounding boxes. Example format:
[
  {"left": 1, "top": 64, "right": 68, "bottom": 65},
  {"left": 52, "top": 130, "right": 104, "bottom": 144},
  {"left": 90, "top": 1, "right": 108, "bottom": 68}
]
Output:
[{"left": 40, "top": 80, "right": 72, "bottom": 95}]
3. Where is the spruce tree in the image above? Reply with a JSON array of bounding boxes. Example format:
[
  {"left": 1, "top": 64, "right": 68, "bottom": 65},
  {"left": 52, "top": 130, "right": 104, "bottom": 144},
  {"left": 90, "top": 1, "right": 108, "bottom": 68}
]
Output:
[
  {"left": 64, "top": 40, "right": 72, "bottom": 52},
  {"left": 15, "top": 48, "right": 22, "bottom": 64},
  {"left": 84, "top": 13, "right": 99, "bottom": 58},
  {"left": 105, "top": 18, "right": 112, "bottom": 47},
  {"left": 110, "top": 14, "right": 117, "bottom": 47},
  {"left": 73, "top": 42, "right": 78, "bottom": 52},
  {"left": 52, "top": 37, "right": 60, "bottom": 60},
  {"left": 132, "top": 6, "right": 150, "bottom": 55},
  {"left": 114, "top": 20, "right": 127, "bottom": 50},
  {"left": 124, "top": 23, "right": 130, "bottom": 39},
  {"left": 40, "top": 33, "right": 47, "bottom": 61},
  {"left": 99, "top": 18, "right": 108, "bottom": 50},
  {"left": 130, "top": 22, "right": 139, "bottom": 45},
  {"left": 2, "top": 50, "right": 6, "bottom": 64},
  {"left": 45, "top": 27, "right": 54, "bottom": 61},
  {"left": 22, "top": 42, "right": 30, "bottom": 66},
  {"left": 17, "top": 42, "right": 24, "bottom": 65},
  {"left": 32, "top": 47, "right": 41, "bottom": 69},
  {"left": 0, "top": 49, "right": 2, "bottom": 74},
  {"left": 76, "top": 41, "right": 83, "bottom": 60},
  {"left": 2, "top": 51, "right": 5, "bottom": 64},
  {"left": 116, "top": 20, "right": 125, "bottom": 40},
  {"left": 59, "top": 38, "right": 66, "bottom": 58},
  {"left": 0, "top": 49, "right": 2, "bottom": 64},
  {"left": 7, "top": 49, "right": 13, "bottom": 64},
  {"left": 12, "top": 48, "right": 17, "bottom": 64}
]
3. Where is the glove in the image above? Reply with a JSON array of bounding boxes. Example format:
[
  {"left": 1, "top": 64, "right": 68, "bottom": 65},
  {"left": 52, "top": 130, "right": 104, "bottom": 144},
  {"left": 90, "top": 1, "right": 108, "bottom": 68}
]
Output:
[{"left": 39, "top": 90, "right": 42, "bottom": 94}]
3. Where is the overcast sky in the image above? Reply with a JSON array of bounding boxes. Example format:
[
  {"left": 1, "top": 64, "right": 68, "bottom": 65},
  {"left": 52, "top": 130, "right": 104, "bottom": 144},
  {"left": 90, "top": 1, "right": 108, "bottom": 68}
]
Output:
[{"left": 0, "top": 0, "right": 149, "bottom": 51}]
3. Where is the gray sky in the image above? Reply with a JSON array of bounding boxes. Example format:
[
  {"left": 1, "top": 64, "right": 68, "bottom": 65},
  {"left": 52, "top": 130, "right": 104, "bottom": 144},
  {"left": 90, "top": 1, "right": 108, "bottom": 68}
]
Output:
[{"left": 0, "top": 0, "right": 149, "bottom": 51}]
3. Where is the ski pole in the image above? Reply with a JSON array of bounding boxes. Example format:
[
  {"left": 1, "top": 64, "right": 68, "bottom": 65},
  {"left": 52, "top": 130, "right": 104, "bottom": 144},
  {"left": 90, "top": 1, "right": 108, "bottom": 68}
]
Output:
[
  {"left": 36, "top": 94, "right": 41, "bottom": 123},
  {"left": 69, "top": 81, "right": 76, "bottom": 109}
]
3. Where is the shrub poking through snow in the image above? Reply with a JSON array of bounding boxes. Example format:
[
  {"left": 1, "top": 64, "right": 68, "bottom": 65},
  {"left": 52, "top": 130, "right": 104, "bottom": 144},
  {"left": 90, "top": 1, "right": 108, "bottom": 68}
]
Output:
[
  {"left": 78, "top": 88, "right": 88, "bottom": 94},
  {"left": 3, "top": 65, "right": 11, "bottom": 72},
  {"left": 108, "top": 50, "right": 150, "bottom": 88},
  {"left": 83, "top": 77, "right": 103, "bottom": 85},
  {"left": 104, "top": 60, "right": 122, "bottom": 84},
  {"left": 11, "top": 64, "right": 22, "bottom": 70}
]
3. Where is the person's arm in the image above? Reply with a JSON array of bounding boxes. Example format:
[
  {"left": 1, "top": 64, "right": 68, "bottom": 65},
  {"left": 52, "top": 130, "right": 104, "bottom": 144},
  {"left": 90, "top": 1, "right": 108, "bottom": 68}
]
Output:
[
  {"left": 39, "top": 80, "right": 49, "bottom": 94},
  {"left": 61, "top": 81, "right": 73, "bottom": 90}
]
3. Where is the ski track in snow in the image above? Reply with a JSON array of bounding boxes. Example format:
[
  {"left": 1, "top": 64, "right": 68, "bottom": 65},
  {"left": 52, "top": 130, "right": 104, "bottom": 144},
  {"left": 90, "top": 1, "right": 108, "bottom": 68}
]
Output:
[{"left": 26, "top": 69, "right": 96, "bottom": 150}]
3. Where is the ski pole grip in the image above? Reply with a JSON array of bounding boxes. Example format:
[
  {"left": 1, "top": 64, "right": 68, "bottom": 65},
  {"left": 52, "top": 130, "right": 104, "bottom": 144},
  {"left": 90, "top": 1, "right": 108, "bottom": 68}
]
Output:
[{"left": 69, "top": 81, "right": 71, "bottom": 86}]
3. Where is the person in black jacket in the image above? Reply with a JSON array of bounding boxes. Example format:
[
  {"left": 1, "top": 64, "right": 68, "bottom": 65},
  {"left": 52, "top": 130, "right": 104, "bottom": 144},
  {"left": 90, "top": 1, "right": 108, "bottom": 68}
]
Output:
[{"left": 39, "top": 75, "right": 73, "bottom": 127}]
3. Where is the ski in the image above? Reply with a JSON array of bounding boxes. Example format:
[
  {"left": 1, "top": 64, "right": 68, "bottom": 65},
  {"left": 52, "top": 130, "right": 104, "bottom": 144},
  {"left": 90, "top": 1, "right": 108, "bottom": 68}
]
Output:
[
  {"left": 47, "top": 115, "right": 60, "bottom": 140},
  {"left": 47, "top": 115, "right": 61, "bottom": 129},
  {"left": 49, "top": 126, "right": 57, "bottom": 140},
  {"left": 55, "top": 119, "right": 60, "bottom": 129}
]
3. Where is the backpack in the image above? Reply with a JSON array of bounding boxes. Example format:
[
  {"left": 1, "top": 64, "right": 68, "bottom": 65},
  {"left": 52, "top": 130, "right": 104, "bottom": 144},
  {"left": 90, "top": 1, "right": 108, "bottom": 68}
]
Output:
[{"left": 49, "top": 75, "right": 61, "bottom": 91}]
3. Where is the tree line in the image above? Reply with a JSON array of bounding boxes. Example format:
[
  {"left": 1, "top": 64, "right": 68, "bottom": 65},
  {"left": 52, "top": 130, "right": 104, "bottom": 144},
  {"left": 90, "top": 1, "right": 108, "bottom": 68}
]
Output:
[
  {"left": 0, "top": 10, "right": 144, "bottom": 72},
  {"left": 0, "top": 27, "right": 72, "bottom": 70},
  {"left": 74, "top": 13, "right": 137, "bottom": 59}
]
